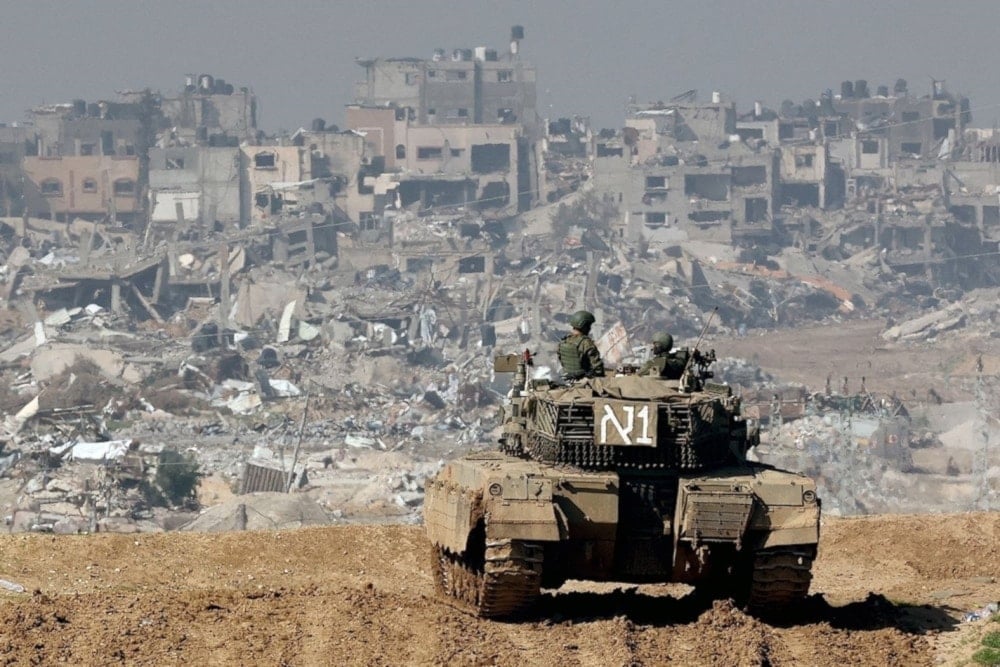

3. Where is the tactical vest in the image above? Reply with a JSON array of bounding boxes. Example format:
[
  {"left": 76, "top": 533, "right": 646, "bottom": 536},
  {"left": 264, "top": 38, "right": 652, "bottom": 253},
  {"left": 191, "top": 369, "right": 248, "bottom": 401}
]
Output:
[{"left": 558, "top": 334, "right": 587, "bottom": 377}]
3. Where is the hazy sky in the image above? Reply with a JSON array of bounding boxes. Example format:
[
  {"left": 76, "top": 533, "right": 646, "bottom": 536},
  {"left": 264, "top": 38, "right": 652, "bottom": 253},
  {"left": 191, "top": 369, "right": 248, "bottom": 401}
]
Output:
[{"left": 2, "top": 1, "right": 999, "bottom": 132}]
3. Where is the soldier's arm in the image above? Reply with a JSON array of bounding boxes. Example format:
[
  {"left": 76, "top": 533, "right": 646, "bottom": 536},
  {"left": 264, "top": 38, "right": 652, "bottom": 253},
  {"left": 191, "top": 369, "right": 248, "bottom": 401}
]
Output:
[{"left": 584, "top": 341, "right": 605, "bottom": 375}]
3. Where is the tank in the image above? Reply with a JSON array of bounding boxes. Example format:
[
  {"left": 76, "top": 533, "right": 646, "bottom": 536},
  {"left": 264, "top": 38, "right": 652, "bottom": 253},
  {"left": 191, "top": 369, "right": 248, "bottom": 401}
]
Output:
[{"left": 424, "top": 349, "right": 820, "bottom": 618}]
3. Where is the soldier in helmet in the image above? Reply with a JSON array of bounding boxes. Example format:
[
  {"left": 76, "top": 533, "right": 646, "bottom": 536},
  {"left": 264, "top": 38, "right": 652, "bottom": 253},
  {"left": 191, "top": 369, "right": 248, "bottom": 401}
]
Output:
[
  {"left": 639, "top": 332, "right": 687, "bottom": 379},
  {"left": 558, "top": 310, "right": 605, "bottom": 380}
]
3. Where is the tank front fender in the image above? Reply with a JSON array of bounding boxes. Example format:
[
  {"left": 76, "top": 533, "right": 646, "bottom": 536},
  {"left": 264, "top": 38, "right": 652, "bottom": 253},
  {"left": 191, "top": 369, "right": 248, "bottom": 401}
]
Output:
[
  {"left": 486, "top": 498, "right": 561, "bottom": 542},
  {"left": 424, "top": 479, "right": 485, "bottom": 555}
]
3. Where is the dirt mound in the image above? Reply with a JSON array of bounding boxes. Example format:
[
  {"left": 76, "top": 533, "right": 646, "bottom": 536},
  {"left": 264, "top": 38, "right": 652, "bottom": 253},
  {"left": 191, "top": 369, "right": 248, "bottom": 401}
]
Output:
[
  {"left": 180, "top": 493, "right": 331, "bottom": 532},
  {"left": 0, "top": 513, "right": 995, "bottom": 665}
]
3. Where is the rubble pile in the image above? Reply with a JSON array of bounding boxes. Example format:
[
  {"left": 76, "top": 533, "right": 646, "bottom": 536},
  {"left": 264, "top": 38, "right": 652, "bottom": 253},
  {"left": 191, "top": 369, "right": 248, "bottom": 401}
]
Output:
[
  {"left": 750, "top": 367, "right": 999, "bottom": 515},
  {"left": 3, "top": 188, "right": 1000, "bottom": 533}
]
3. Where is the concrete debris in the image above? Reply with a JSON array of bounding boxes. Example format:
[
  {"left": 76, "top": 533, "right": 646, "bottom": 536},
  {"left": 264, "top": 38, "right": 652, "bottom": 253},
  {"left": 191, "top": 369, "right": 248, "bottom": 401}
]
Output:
[
  {"left": 881, "top": 304, "right": 966, "bottom": 341},
  {"left": 3, "top": 59, "right": 1000, "bottom": 535}
]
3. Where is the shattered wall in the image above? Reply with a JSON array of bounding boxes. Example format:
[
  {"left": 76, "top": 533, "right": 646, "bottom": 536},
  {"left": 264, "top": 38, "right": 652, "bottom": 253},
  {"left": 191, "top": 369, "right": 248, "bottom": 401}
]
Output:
[
  {"left": 395, "top": 124, "right": 520, "bottom": 212},
  {"left": 355, "top": 55, "right": 538, "bottom": 138},
  {"left": 305, "top": 129, "right": 370, "bottom": 224},
  {"left": 148, "top": 146, "right": 242, "bottom": 225},
  {"left": 345, "top": 106, "right": 400, "bottom": 169},
  {"left": 157, "top": 86, "right": 257, "bottom": 140},
  {"left": 241, "top": 145, "right": 310, "bottom": 226},
  {"left": 779, "top": 144, "right": 829, "bottom": 208}
]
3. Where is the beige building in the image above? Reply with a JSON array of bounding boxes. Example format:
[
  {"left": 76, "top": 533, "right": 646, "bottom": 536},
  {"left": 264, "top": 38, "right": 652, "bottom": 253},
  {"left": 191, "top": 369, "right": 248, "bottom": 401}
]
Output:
[
  {"left": 22, "top": 155, "right": 140, "bottom": 222},
  {"left": 346, "top": 105, "right": 526, "bottom": 215}
]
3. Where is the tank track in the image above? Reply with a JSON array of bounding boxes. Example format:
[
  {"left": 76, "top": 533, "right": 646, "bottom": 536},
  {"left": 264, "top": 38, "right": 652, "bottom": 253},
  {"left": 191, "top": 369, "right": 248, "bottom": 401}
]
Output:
[
  {"left": 431, "top": 539, "right": 543, "bottom": 618},
  {"left": 746, "top": 546, "right": 815, "bottom": 610}
]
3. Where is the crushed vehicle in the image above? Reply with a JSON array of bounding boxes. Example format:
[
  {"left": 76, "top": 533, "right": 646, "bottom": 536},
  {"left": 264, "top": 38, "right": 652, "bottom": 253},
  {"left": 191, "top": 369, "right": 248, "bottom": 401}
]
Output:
[{"left": 424, "top": 348, "right": 821, "bottom": 618}]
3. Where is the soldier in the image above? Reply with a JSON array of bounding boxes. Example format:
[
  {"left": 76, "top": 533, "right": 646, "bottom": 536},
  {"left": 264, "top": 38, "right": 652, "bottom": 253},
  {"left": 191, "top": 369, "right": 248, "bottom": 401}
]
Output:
[
  {"left": 558, "top": 310, "right": 605, "bottom": 380},
  {"left": 639, "top": 332, "right": 687, "bottom": 379}
]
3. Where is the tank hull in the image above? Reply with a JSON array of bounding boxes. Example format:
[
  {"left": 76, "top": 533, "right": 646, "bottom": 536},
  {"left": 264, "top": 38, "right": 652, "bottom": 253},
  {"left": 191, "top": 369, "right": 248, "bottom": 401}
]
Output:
[{"left": 424, "top": 453, "right": 819, "bottom": 615}]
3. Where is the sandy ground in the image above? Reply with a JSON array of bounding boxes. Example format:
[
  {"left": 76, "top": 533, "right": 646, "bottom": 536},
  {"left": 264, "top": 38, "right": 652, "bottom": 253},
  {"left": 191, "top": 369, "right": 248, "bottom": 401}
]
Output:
[
  {"left": 715, "top": 318, "right": 1000, "bottom": 400},
  {"left": 0, "top": 512, "right": 996, "bottom": 666}
]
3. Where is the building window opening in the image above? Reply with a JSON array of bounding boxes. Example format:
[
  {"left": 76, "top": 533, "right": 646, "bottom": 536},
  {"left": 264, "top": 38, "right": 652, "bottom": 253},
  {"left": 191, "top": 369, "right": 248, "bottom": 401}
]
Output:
[
  {"left": 900, "top": 142, "right": 922, "bottom": 155},
  {"left": 82, "top": 178, "right": 98, "bottom": 193},
  {"left": 745, "top": 198, "right": 768, "bottom": 223},
  {"left": 732, "top": 166, "right": 766, "bottom": 186},
  {"left": 254, "top": 152, "right": 276, "bottom": 169},
  {"left": 40, "top": 179, "right": 62, "bottom": 196},
  {"left": 395, "top": 144, "right": 406, "bottom": 159},
  {"left": 458, "top": 256, "right": 486, "bottom": 273},
  {"left": 166, "top": 157, "right": 185, "bottom": 170},
  {"left": 683, "top": 174, "right": 729, "bottom": 200},
  {"left": 113, "top": 179, "right": 135, "bottom": 196},
  {"left": 497, "top": 70, "right": 513, "bottom": 83},
  {"left": 795, "top": 153, "right": 815, "bottom": 168},
  {"left": 644, "top": 211, "right": 667, "bottom": 228},
  {"left": 445, "top": 70, "right": 468, "bottom": 81},
  {"left": 478, "top": 181, "right": 510, "bottom": 209},
  {"left": 470, "top": 143, "right": 511, "bottom": 173},
  {"left": 862, "top": 140, "right": 879, "bottom": 154},
  {"left": 417, "top": 146, "right": 443, "bottom": 160}
]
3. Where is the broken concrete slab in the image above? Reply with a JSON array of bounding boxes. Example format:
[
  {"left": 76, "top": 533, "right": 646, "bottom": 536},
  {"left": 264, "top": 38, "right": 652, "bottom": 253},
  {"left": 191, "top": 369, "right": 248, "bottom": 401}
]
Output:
[
  {"left": 30, "top": 344, "right": 127, "bottom": 382},
  {"left": 232, "top": 281, "right": 306, "bottom": 328},
  {"left": 882, "top": 304, "right": 966, "bottom": 341},
  {"left": 278, "top": 300, "right": 297, "bottom": 343}
]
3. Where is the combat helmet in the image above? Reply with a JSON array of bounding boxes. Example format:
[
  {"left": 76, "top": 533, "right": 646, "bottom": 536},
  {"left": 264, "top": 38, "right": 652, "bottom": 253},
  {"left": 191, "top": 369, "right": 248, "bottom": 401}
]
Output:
[
  {"left": 569, "top": 310, "right": 596, "bottom": 333},
  {"left": 652, "top": 332, "right": 674, "bottom": 352}
]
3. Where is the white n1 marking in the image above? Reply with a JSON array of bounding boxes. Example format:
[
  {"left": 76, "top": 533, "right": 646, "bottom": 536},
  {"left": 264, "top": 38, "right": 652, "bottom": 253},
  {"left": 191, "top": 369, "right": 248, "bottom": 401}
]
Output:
[
  {"left": 635, "top": 405, "right": 653, "bottom": 445},
  {"left": 599, "top": 403, "right": 654, "bottom": 445}
]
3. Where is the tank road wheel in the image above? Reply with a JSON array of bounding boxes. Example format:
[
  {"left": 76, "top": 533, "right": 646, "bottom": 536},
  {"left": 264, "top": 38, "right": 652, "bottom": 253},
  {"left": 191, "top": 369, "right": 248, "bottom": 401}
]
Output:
[
  {"left": 431, "top": 539, "right": 543, "bottom": 618},
  {"left": 746, "top": 546, "right": 816, "bottom": 611}
]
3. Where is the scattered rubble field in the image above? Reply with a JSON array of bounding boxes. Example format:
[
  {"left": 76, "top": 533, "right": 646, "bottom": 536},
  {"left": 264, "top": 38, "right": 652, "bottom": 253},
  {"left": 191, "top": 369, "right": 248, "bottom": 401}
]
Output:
[{"left": 0, "top": 513, "right": 996, "bottom": 666}]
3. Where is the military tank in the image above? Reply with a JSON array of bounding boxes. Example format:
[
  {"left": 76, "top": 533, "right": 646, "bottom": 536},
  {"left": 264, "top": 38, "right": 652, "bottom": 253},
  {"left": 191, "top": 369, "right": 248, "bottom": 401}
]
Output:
[{"left": 424, "top": 348, "right": 820, "bottom": 618}]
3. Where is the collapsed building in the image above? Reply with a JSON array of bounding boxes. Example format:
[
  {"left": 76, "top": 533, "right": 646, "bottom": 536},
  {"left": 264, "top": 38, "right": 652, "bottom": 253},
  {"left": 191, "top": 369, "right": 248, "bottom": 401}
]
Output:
[
  {"left": 0, "top": 44, "right": 998, "bottom": 533},
  {"left": 348, "top": 25, "right": 542, "bottom": 215}
]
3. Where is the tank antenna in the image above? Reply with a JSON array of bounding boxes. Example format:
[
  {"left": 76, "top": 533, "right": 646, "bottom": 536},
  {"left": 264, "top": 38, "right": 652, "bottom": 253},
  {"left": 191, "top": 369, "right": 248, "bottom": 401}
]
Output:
[{"left": 680, "top": 306, "right": 718, "bottom": 391}]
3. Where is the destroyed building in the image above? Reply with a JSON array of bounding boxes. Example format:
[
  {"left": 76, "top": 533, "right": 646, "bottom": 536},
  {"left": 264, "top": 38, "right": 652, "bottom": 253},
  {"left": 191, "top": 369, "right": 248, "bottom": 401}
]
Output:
[
  {"left": 148, "top": 146, "right": 243, "bottom": 229},
  {"left": 830, "top": 79, "right": 968, "bottom": 162},
  {"left": 350, "top": 26, "right": 541, "bottom": 213},
  {"left": 593, "top": 96, "right": 783, "bottom": 249},
  {"left": 354, "top": 26, "right": 538, "bottom": 137},
  {"left": 0, "top": 125, "right": 31, "bottom": 216},
  {"left": 122, "top": 74, "right": 258, "bottom": 144}
]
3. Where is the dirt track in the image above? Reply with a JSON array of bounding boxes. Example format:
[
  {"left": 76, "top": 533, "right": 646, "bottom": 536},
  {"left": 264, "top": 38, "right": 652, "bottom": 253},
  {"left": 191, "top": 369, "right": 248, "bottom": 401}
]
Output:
[
  {"left": 718, "top": 318, "right": 1000, "bottom": 400},
  {"left": 0, "top": 513, "right": 997, "bottom": 666}
]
